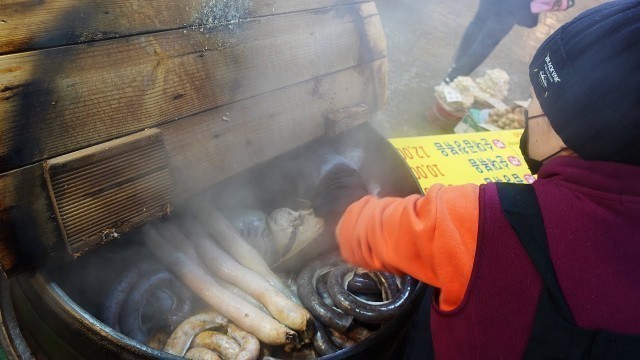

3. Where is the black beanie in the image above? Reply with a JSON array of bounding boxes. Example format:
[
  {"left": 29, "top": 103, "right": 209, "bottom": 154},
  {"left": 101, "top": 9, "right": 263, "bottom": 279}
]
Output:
[{"left": 529, "top": 0, "right": 640, "bottom": 164}]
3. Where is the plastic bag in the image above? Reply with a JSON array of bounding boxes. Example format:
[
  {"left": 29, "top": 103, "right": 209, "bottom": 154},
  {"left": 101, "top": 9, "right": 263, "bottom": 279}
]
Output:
[{"left": 530, "top": 0, "right": 575, "bottom": 14}]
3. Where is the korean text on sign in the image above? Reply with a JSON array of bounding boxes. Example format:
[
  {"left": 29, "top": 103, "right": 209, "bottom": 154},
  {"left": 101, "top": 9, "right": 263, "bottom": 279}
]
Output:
[{"left": 388, "top": 130, "right": 536, "bottom": 194}]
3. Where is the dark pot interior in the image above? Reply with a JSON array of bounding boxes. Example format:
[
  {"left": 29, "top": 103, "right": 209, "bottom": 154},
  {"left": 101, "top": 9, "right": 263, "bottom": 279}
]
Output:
[{"left": 5, "top": 124, "right": 427, "bottom": 359}]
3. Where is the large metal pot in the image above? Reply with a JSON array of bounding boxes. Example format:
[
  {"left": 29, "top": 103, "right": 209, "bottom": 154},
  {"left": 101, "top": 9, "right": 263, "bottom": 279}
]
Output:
[
  {"left": 1, "top": 125, "right": 427, "bottom": 360},
  {"left": 4, "top": 269, "right": 426, "bottom": 360}
]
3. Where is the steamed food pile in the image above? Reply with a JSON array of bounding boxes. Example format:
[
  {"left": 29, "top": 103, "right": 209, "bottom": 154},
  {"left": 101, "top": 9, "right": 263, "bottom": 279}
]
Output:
[
  {"left": 162, "top": 312, "right": 261, "bottom": 359},
  {"left": 432, "top": 68, "right": 531, "bottom": 133},
  {"left": 474, "top": 68, "right": 510, "bottom": 100},
  {"left": 486, "top": 108, "right": 525, "bottom": 130},
  {"left": 433, "top": 68, "right": 511, "bottom": 112},
  {"left": 297, "top": 253, "right": 418, "bottom": 357},
  {"left": 102, "top": 198, "right": 416, "bottom": 359}
]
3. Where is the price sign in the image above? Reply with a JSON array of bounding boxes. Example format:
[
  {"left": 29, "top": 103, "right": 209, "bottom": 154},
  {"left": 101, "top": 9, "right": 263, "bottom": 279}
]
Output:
[
  {"left": 442, "top": 86, "right": 463, "bottom": 103},
  {"left": 388, "top": 130, "right": 535, "bottom": 194}
]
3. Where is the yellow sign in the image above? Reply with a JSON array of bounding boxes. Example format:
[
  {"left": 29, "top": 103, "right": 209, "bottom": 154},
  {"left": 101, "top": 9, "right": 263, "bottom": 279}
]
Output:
[{"left": 388, "top": 130, "right": 535, "bottom": 194}]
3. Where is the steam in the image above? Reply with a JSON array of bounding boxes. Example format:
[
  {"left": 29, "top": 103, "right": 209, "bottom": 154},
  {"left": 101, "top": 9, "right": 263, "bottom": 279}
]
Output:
[
  {"left": 36, "top": 0, "right": 398, "bottom": 352},
  {"left": 318, "top": 149, "right": 363, "bottom": 180},
  {"left": 317, "top": 147, "right": 382, "bottom": 197}
]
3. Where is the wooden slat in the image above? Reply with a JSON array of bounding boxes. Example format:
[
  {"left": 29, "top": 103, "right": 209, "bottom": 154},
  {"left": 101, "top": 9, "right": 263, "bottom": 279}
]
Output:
[
  {"left": 0, "top": 0, "right": 369, "bottom": 55},
  {"left": 163, "top": 58, "right": 387, "bottom": 199},
  {"left": 0, "top": 165, "right": 62, "bottom": 276},
  {"left": 325, "top": 104, "right": 373, "bottom": 136},
  {"left": 0, "top": 2, "right": 386, "bottom": 173},
  {"left": 43, "top": 129, "right": 172, "bottom": 256}
]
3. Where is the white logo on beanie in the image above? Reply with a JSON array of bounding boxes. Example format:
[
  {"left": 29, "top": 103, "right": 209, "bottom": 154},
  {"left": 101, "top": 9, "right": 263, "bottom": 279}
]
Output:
[
  {"left": 544, "top": 53, "right": 561, "bottom": 83},
  {"left": 538, "top": 71, "right": 548, "bottom": 88},
  {"left": 535, "top": 53, "right": 561, "bottom": 94}
]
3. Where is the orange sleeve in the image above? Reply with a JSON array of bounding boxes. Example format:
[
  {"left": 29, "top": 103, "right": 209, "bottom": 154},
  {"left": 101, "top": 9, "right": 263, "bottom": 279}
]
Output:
[{"left": 335, "top": 183, "right": 480, "bottom": 311}]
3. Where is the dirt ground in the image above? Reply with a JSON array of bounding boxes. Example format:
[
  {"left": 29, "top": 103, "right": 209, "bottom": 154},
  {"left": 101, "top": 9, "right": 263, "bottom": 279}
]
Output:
[{"left": 370, "top": 0, "right": 607, "bottom": 138}]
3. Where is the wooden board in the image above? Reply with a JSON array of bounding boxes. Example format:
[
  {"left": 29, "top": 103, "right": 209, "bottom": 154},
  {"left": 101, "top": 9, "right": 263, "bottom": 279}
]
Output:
[
  {"left": 163, "top": 58, "right": 387, "bottom": 199},
  {"left": 325, "top": 104, "right": 372, "bottom": 136},
  {"left": 0, "top": 2, "right": 386, "bottom": 173},
  {"left": 0, "top": 165, "right": 62, "bottom": 276},
  {"left": 0, "top": 57, "right": 386, "bottom": 276},
  {"left": 43, "top": 128, "right": 172, "bottom": 257},
  {"left": 0, "top": 0, "right": 389, "bottom": 276},
  {"left": 0, "top": 0, "right": 369, "bottom": 55}
]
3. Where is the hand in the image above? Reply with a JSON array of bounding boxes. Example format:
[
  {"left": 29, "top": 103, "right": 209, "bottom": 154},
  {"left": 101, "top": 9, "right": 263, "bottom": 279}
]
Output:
[{"left": 311, "top": 164, "right": 368, "bottom": 228}]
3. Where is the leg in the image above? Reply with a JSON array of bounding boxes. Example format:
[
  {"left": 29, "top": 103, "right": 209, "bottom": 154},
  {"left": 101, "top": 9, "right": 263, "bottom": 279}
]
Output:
[
  {"left": 451, "top": 0, "right": 495, "bottom": 66},
  {"left": 446, "top": 7, "right": 516, "bottom": 81}
]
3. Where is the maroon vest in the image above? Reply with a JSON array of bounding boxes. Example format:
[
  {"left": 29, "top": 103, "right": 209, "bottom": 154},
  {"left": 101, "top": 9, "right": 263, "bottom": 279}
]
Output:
[{"left": 430, "top": 157, "right": 640, "bottom": 359}]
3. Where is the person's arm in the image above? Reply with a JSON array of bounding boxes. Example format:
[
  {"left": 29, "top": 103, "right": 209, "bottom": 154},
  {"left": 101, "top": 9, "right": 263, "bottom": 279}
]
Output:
[{"left": 336, "top": 183, "right": 480, "bottom": 311}]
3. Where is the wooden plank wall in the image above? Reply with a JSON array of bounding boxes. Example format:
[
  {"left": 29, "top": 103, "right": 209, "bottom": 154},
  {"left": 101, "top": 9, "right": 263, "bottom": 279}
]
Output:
[
  {"left": 0, "top": 0, "right": 387, "bottom": 275},
  {"left": 0, "top": 1, "right": 385, "bottom": 172},
  {"left": 0, "top": 0, "right": 369, "bottom": 55}
]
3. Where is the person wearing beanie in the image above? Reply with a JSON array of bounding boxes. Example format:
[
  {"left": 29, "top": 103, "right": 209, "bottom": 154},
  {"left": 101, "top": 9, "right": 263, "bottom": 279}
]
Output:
[{"left": 312, "top": 1, "right": 640, "bottom": 358}]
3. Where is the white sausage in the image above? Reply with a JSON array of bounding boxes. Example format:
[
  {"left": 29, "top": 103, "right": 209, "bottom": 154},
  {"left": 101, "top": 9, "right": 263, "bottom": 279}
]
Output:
[
  {"left": 178, "top": 220, "right": 309, "bottom": 331},
  {"left": 184, "top": 347, "right": 222, "bottom": 360},
  {"left": 192, "top": 331, "right": 240, "bottom": 360},
  {"left": 143, "top": 225, "right": 297, "bottom": 346},
  {"left": 227, "top": 323, "right": 260, "bottom": 360},
  {"left": 192, "top": 202, "right": 297, "bottom": 300},
  {"left": 163, "top": 312, "right": 228, "bottom": 356}
]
